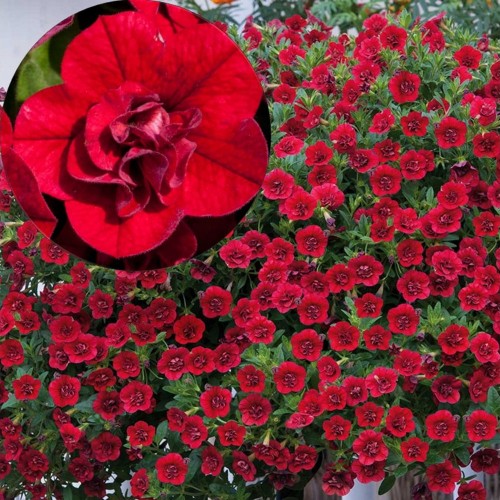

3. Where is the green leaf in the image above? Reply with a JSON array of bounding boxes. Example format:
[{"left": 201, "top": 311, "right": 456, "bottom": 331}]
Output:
[
  {"left": 185, "top": 449, "right": 201, "bottom": 483},
  {"left": 378, "top": 474, "right": 396, "bottom": 496},
  {"left": 454, "top": 446, "right": 471, "bottom": 466},
  {"left": 486, "top": 386, "right": 500, "bottom": 415},
  {"left": 155, "top": 420, "right": 169, "bottom": 444},
  {"left": 13, "top": 19, "right": 79, "bottom": 109}
]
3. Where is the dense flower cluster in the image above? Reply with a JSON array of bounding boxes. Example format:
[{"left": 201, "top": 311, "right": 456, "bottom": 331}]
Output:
[{"left": 0, "top": 4, "right": 500, "bottom": 500}]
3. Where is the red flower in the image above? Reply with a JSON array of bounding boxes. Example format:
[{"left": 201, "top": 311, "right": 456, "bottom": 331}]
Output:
[
  {"left": 274, "top": 361, "right": 307, "bottom": 394},
  {"left": 217, "top": 420, "right": 246, "bottom": 446},
  {"left": 69, "top": 457, "right": 94, "bottom": 483},
  {"left": 396, "top": 239, "right": 424, "bottom": 267},
  {"left": 326, "top": 264, "right": 355, "bottom": 293},
  {"left": 39, "top": 238, "right": 69, "bottom": 265},
  {"left": 369, "top": 109, "right": 395, "bottom": 134},
  {"left": 348, "top": 149, "right": 378, "bottom": 173},
  {"left": 85, "top": 368, "right": 116, "bottom": 392},
  {"left": 232, "top": 451, "right": 256, "bottom": 481},
  {"left": 401, "top": 437, "right": 429, "bottom": 463},
  {"left": 369, "top": 164, "right": 402, "bottom": 196},
  {"left": 465, "top": 409, "right": 498, "bottom": 442},
  {"left": 297, "top": 294, "right": 329, "bottom": 325},
  {"left": 88, "top": 290, "right": 114, "bottom": 319},
  {"left": 330, "top": 123, "right": 357, "bottom": 153},
  {"left": 16, "top": 221, "right": 38, "bottom": 249},
  {"left": 347, "top": 254, "right": 384, "bottom": 286},
  {"left": 328, "top": 321, "right": 360, "bottom": 352},
  {"left": 281, "top": 187, "right": 316, "bottom": 220},
  {"left": 273, "top": 83, "right": 296, "bottom": 104},
  {"left": 363, "top": 325, "right": 392, "bottom": 350},
  {"left": 130, "top": 468, "right": 149, "bottom": 498},
  {"left": 157, "top": 347, "right": 190, "bottom": 380},
  {"left": 458, "top": 283, "right": 489, "bottom": 311},
  {"left": 200, "top": 386, "right": 232, "bottom": 418},
  {"left": 200, "top": 286, "right": 232, "bottom": 318},
  {"left": 59, "top": 423, "right": 84, "bottom": 453},
  {"left": 8, "top": 7, "right": 267, "bottom": 266},
  {"left": 265, "top": 237, "right": 295, "bottom": 264},
  {"left": 305, "top": 141, "right": 333, "bottom": 166},
  {"left": 435, "top": 117, "right": 467, "bottom": 148},
  {"left": 52, "top": 284, "right": 85, "bottom": 314},
  {"left": 219, "top": 240, "right": 252, "bottom": 269},
  {"left": 401, "top": 111, "right": 429, "bottom": 137},
  {"left": 186, "top": 346, "right": 214, "bottom": 375},
  {"left": 12, "top": 375, "right": 41, "bottom": 401},
  {"left": 113, "top": 351, "right": 141, "bottom": 379},
  {"left": 473, "top": 211, "right": 500, "bottom": 237},
  {"left": 173, "top": 315, "right": 205, "bottom": 345},
  {"left": 425, "top": 410, "right": 458, "bottom": 442},
  {"left": 437, "top": 325, "right": 470, "bottom": 355},
  {"left": 457, "top": 481, "right": 486, "bottom": 500},
  {"left": 156, "top": 453, "right": 188, "bottom": 485},
  {"left": 352, "top": 430, "right": 388, "bottom": 465},
  {"left": 320, "top": 385, "right": 347, "bottom": 411},
  {"left": 366, "top": 367, "right": 398, "bottom": 397},
  {"left": 426, "top": 460, "right": 460, "bottom": 494},
  {"left": 396, "top": 270, "right": 430, "bottom": 302},
  {"left": 431, "top": 375, "right": 461, "bottom": 404},
  {"left": 6, "top": 250, "right": 34, "bottom": 277},
  {"left": 180, "top": 415, "right": 208, "bottom": 448},
  {"left": 213, "top": 343, "right": 241, "bottom": 372},
  {"left": 385, "top": 406, "right": 415, "bottom": 437},
  {"left": 470, "top": 333, "right": 500, "bottom": 363},
  {"left": 17, "top": 448, "right": 49, "bottom": 483},
  {"left": 322, "top": 465, "right": 355, "bottom": 496},
  {"left": 387, "top": 304, "right": 420, "bottom": 335},
  {"left": 93, "top": 391, "right": 124, "bottom": 421},
  {"left": 323, "top": 415, "right": 352, "bottom": 441},
  {"left": 0, "top": 310, "right": 14, "bottom": 338},
  {"left": 90, "top": 432, "right": 122, "bottom": 462},
  {"left": 245, "top": 315, "right": 276, "bottom": 344},
  {"left": 388, "top": 71, "right": 421, "bottom": 103},
  {"left": 380, "top": 25, "right": 407, "bottom": 52},
  {"left": 291, "top": 329, "right": 323, "bottom": 361},
  {"left": 274, "top": 136, "right": 304, "bottom": 158},
  {"left": 201, "top": 445, "right": 224, "bottom": 476},
  {"left": 470, "top": 448, "right": 500, "bottom": 474},
  {"left": 239, "top": 393, "right": 272, "bottom": 426},
  {"left": 470, "top": 96, "right": 497, "bottom": 126},
  {"left": 48, "top": 375, "right": 81, "bottom": 407},
  {"left": 295, "top": 225, "right": 328, "bottom": 257},
  {"left": 288, "top": 445, "right": 318, "bottom": 473},
  {"left": 473, "top": 131, "right": 500, "bottom": 158},
  {"left": 454, "top": 45, "right": 482, "bottom": 69},
  {"left": 317, "top": 356, "right": 341, "bottom": 383},
  {"left": 354, "top": 402, "right": 384, "bottom": 428},
  {"left": 262, "top": 169, "right": 295, "bottom": 200},
  {"left": 120, "top": 381, "right": 153, "bottom": 413},
  {"left": 342, "top": 376, "right": 368, "bottom": 406},
  {"left": 127, "top": 421, "right": 155, "bottom": 447}
]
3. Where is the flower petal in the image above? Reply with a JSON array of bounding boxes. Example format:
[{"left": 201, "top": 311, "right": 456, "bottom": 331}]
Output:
[
  {"left": 122, "top": 220, "right": 197, "bottom": 270},
  {"left": 12, "top": 85, "right": 90, "bottom": 200},
  {"left": 61, "top": 12, "right": 168, "bottom": 102},
  {"left": 181, "top": 119, "right": 268, "bottom": 217},
  {"left": 155, "top": 23, "right": 264, "bottom": 138},
  {"left": 65, "top": 190, "right": 183, "bottom": 258}
]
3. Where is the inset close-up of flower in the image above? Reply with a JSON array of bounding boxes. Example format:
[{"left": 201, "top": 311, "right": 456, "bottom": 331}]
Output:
[
  {"left": 1, "top": 0, "right": 270, "bottom": 270},
  {"left": 1, "top": 0, "right": 500, "bottom": 499}
]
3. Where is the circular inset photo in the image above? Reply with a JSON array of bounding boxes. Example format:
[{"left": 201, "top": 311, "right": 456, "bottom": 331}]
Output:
[{"left": 1, "top": 0, "right": 270, "bottom": 270}]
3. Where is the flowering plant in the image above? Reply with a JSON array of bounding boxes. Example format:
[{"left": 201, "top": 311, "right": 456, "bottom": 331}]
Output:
[{"left": 1, "top": 4, "right": 500, "bottom": 500}]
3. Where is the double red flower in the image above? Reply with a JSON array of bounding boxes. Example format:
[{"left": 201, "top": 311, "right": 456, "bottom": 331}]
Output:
[{"left": 4, "top": 4, "right": 268, "bottom": 269}]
